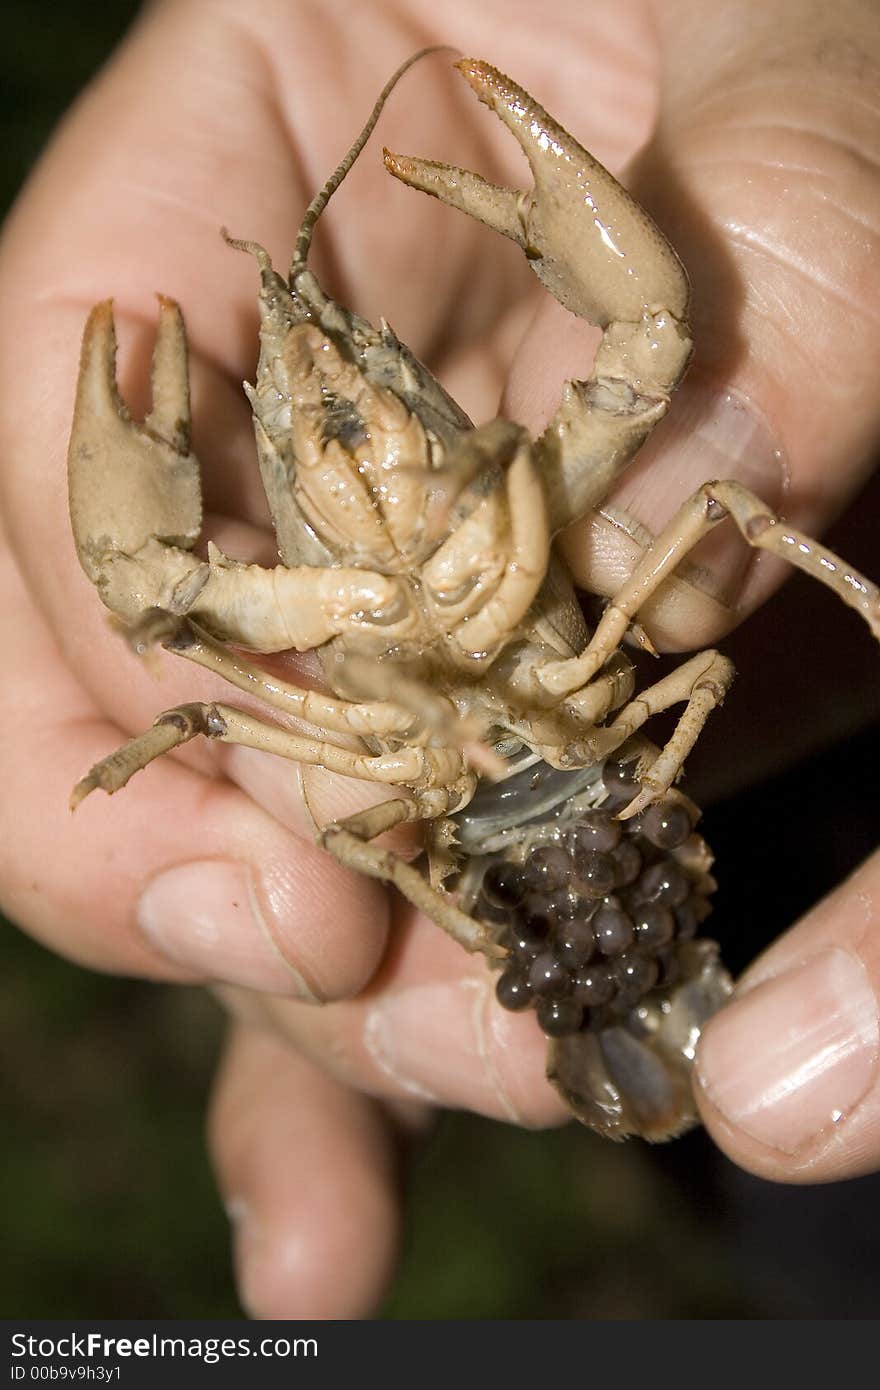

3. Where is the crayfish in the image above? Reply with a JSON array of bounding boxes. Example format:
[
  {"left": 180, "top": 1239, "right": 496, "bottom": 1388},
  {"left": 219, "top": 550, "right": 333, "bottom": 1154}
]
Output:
[{"left": 68, "top": 51, "right": 880, "bottom": 1139}]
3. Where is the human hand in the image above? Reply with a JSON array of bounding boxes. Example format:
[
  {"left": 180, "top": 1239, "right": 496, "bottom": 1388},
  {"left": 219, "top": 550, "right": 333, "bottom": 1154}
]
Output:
[{"left": 0, "top": 0, "right": 878, "bottom": 1319}]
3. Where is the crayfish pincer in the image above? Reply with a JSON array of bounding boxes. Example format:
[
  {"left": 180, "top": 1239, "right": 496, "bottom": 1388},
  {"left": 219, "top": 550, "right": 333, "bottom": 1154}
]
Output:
[{"left": 67, "top": 52, "right": 880, "bottom": 1140}]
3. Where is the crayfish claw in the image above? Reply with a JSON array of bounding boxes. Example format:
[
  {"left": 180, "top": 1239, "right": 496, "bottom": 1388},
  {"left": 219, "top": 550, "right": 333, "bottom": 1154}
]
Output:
[
  {"left": 385, "top": 58, "right": 694, "bottom": 533},
  {"left": 68, "top": 297, "right": 203, "bottom": 603},
  {"left": 386, "top": 57, "right": 702, "bottom": 530},
  {"left": 388, "top": 58, "right": 690, "bottom": 342}
]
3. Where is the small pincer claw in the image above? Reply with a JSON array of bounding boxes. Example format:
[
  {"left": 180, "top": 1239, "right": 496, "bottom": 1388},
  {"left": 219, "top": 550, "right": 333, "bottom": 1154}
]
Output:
[{"left": 68, "top": 297, "right": 202, "bottom": 590}]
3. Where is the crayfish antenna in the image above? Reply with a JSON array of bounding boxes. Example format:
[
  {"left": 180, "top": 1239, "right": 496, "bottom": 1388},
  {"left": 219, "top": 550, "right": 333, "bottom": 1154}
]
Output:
[{"left": 289, "top": 44, "right": 458, "bottom": 274}]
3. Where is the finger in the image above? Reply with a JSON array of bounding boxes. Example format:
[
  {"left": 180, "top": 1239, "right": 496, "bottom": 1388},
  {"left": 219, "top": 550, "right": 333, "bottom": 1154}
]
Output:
[
  {"left": 694, "top": 847, "right": 880, "bottom": 1182},
  {"left": 221, "top": 905, "right": 570, "bottom": 1130},
  {"left": 208, "top": 1021, "right": 400, "bottom": 1319},
  {"left": 506, "top": 0, "right": 880, "bottom": 650},
  {"left": 0, "top": 543, "right": 389, "bottom": 996}
]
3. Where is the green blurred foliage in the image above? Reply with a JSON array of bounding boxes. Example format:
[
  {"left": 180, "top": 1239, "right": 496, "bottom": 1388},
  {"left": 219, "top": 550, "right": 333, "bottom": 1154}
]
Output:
[
  {"left": 1, "top": 922, "right": 753, "bottom": 1320},
  {"left": 0, "top": 929, "right": 238, "bottom": 1317},
  {"left": 0, "top": 1, "right": 141, "bottom": 208}
]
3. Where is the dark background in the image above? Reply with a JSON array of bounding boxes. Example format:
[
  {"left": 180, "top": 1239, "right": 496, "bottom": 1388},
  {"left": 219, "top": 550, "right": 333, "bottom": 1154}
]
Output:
[{"left": 2, "top": 0, "right": 879, "bottom": 1319}]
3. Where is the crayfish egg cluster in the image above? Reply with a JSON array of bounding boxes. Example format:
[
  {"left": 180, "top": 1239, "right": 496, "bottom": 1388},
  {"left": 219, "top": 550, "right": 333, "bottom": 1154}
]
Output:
[{"left": 479, "top": 764, "right": 712, "bottom": 1039}]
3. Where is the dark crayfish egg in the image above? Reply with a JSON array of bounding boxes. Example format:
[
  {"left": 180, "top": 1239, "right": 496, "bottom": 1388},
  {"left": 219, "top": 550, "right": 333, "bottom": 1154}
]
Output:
[
  {"left": 574, "top": 849, "right": 616, "bottom": 899},
  {"left": 593, "top": 905, "right": 636, "bottom": 957},
  {"left": 518, "top": 894, "right": 557, "bottom": 937},
  {"left": 501, "top": 918, "right": 549, "bottom": 959},
  {"left": 572, "top": 964, "right": 616, "bottom": 1007},
  {"left": 602, "top": 760, "right": 641, "bottom": 806},
  {"left": 528, "top": 952, "right": 573, "bottom": 997},
  {"left": 555, "top": 917, "right": 597, "bottom": 968},
  {"left": 572, "top": 810, "right": 622, "bottom": 854},
  {"left": 523, "top": 844, "right": 571, "bottom": 893},
  {"left": 482, "top": 860, "right": 526, "bottom": 908},
  {"left": 536, "top": 996, "right": 584, "bottom": 1037},
  {"left": 641, "top": 799, "right": 693, "bottom": 849},
  {"left": 613, "top": 952, "right": 660, "bottom": 1006},
  {"left": 495, "top": 966, "right": 533, "bottom": 1011},
  {"left": 632, "top": 903, "right": 676, "bottom": 950},
  {"left": 610, "top": 839, "right": 642, "bottom": 887},
  {"left": 635, "top": 859, "right": 691, "bottom": 908},
  {"left": 544, "top": 888, "right": 586, "bottom": 925}
]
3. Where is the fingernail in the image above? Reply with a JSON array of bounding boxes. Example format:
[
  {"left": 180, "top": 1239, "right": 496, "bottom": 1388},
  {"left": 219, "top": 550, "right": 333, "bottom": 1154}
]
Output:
[
  {"left": 696, "top": 948, "right": 879, "bottom": 1154},
  {"left": 613, "top": 384, "right": 786, "bottom": 605},
  {"left": 138, "top": 859, "right": 318, "bottom": 997}
]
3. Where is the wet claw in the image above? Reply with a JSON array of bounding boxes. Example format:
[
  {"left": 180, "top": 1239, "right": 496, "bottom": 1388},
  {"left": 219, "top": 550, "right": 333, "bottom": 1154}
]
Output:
[
  {"left": 385, "top": 59, "right": 694, "bottom": 533},
  {"left": 68, "top": 297, "right": 202, "bottom": 586},
  {"left": 67, "top": 298, "right": 206, "bottom": 623},
  {"left": 385, "top": 58, "right": 690, "bottom": 383}
]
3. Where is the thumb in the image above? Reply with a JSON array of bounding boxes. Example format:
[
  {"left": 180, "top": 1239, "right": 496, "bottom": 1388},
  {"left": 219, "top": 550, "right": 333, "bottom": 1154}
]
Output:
[{"left": 694, "top": 846, "right": 880, "bottom": 1182}]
